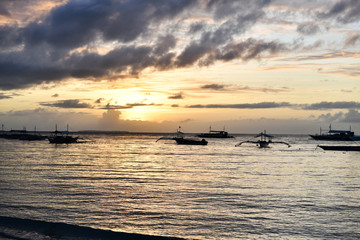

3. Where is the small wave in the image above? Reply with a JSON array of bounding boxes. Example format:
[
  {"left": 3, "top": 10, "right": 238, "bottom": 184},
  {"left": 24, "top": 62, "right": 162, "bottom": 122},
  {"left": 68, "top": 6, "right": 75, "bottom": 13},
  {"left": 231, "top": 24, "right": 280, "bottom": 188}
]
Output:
[{"left": 0, "top": 216, "right": 184, "bottom": 240}]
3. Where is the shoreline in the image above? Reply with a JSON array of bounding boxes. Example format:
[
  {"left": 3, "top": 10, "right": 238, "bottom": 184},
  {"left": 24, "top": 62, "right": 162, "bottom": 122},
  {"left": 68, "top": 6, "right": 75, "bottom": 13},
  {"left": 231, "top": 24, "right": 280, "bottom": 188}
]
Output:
[{"left": 0, "top": 216, "right": 185, "bottom": 240}]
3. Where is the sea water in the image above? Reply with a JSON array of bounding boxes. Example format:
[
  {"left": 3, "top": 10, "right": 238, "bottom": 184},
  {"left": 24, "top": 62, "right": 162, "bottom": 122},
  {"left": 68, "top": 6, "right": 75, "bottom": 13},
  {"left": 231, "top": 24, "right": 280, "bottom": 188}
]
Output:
[{"left": 0, "top": 134, "right": 359, "bottom": 239}]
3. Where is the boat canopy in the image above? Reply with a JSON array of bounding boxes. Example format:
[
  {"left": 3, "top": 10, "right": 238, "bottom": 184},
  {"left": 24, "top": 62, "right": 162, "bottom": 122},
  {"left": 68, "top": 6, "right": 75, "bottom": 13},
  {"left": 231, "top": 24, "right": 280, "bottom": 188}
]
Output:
[
  {"left": 328, "top": 130, "right": 352, "bottom": 134},
  {"left": 255, "top": 132, "right": 274, "bottom": 138},
  {"left": 209, "top": 130, "right": 226, "bottom": 133},
  {"left": 53, "top": 130, "right": 71, "bottom": 134}
]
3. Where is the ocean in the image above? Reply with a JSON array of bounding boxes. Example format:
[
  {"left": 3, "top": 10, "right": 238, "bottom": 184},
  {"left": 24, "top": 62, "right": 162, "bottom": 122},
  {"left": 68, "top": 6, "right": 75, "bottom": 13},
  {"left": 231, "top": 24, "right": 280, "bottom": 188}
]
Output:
[{"left": 0, "top": 133, "right": 359, "bottom": 239}]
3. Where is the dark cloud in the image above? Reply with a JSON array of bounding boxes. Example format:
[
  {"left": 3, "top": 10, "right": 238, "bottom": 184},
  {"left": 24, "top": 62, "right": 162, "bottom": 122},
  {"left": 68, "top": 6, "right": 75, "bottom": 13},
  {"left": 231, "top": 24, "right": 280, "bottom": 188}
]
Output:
[
  {"left": 95, "top": 98, "right": 104, "bottom": 104},
  {"left": 217, "top": 39, "right": 287, "bottom": 62},
  {"left": 101, "top": 104, "right": 132, "bottom": 110},
  {"left": 0, "top": 0, "right": 356, "bottom": 91},
  {"left": 282, "top": 51, "right": 358, "bottom": 62},
  {"left": 297, "top": 22, "right": 321, "bottom": 35},
  {"left": 317, "top": 0, "right": 360, "bottom": 23},
  {"left": 0, "top": 24, "right": 22, "bottom": 48},
  {"left": 40, "top": 99, "right": 93, "bottom": 109},
  {"left": 345, "top": 34, "right": 360, "bottom": 46},
  {"left": 0, "top": 36, "right": 288, "bottom": 91},
  {"left": 101, "top": 102, "right": 162, "bottom": 110},
  {"left": 23, "top": 0, "right": 194, "bottom": 49},
  {"left": 207, "top": 0, "right": 271, "bottom": 20},
  {"left": 0, "top": 92, "right": 11, "bottom": 99},
  {"left": 51, "top": 93, "right": 59, "bottom": 97},
  {"left": 0, "top": 0, "right": 281, "bottom": 90},
  {"left": 303, "top": 101, "right": 360, "bottom": 110},
  {"left": 187, "top": 102, "right": 292, "bottom": 109},
  {"left": 237, "top": 86, "right": 290, "bottom": 93},
  {"left": 201, "top": 84, "right": 226, "bottom": 90},
  {"left": 175, "top": 1, "right": 273, "bottom": 67},
  {"left": 0, "top": 54, "right": 70, "bottom": 90},
  {"left": 189, "top": 21, "right": 206, "bottom": 33},
  {"left": 0, "top": 1, "right": 11, "bottom": 17},
  {"left": 186, "top": 101, "right": 360, "bottom": 110},
  {"left": 176, "top": 37, "right": 287, "bottom": 68},
  {"left": 168, "top": 92, "right": 184, "bottom": 99},
  {"left": 154, "top": 35, "right": 177, "bottom": 55},
  {"left": 175, "top": 39, "right": 212, "bottom": 67}
]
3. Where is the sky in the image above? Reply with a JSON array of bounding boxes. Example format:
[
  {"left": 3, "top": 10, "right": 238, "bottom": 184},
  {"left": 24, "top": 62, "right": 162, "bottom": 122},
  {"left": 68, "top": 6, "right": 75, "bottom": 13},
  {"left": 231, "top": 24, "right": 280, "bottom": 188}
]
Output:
[{"left": 0, "top": 0, "right": 360, "bottom": 134}]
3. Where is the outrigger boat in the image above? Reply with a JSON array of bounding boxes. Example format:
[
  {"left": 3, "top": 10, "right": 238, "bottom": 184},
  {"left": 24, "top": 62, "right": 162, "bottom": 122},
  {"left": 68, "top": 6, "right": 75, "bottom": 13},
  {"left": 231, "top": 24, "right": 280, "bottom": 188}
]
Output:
[
  {"left": 156, "top": 127, "right": 208, "bottom": 145},
  {"left": 197, "top": 126, "right": 234, "bottom": 138},
  {"left": 235, "top": 131, "right": 291, "bottom": 148},
  {"left": 48, "top": 124, "right": 79, "bottom": 144}
]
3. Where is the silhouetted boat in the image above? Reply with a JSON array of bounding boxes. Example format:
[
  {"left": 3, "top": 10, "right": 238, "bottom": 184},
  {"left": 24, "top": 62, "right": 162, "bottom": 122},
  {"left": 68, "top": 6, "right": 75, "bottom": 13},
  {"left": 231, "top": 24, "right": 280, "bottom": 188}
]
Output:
[
  {"left": 173, "top": 137, "right": 208, "bottom": 145},
  {"left": 318, "top": 145, "right": 360, "bottom": 151},
  {"left": 48, "top": 125, "right": 78, "bottom": 144},
  {"left": 156, "top": 126, "right": 208, "bottom": 145},
  {"left": 235, "top": 131, "right": 291, "bottom": 148},
  {"left": 0, "top": 126, "right": 46, "bottom": 141},
  {"left": 19, "top": 133, "right": 47, "bottom": 141},
  {"left": 310, "top": 125, "right": 360, "bottom": 141},
  {"left": 197, "top": 126, "right": 234, "bottom": 138}
]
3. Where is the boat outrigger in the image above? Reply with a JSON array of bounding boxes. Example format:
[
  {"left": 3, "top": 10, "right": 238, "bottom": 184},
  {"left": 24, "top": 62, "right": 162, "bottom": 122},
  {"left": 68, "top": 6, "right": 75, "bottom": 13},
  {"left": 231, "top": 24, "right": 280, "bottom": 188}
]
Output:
[
  {"left": 235, "top": 131, "right": 291, "bottom": 148},
  {"left": 156, "top": 127, "right": 208, "bottom": 145},
  {"left": 197, "top": 126, "right": 234, "bottom": 138}
]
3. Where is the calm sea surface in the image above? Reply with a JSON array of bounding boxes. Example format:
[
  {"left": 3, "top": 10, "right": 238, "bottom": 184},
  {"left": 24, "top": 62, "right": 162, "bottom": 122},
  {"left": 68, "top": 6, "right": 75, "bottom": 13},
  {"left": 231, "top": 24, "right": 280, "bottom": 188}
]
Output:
[{"left": 0, "top": 134, "right": 359, "bottom": 239}]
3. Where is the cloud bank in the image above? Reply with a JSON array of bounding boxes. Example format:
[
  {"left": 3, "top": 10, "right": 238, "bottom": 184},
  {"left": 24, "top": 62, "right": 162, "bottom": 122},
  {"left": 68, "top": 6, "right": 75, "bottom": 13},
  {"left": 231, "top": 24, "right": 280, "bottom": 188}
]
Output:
[
  {"left": 3, "top": 0, "right": 358, "bottom": 90},
  {"left": 187, "top": 101, "right": 360, "bottom": 110}
]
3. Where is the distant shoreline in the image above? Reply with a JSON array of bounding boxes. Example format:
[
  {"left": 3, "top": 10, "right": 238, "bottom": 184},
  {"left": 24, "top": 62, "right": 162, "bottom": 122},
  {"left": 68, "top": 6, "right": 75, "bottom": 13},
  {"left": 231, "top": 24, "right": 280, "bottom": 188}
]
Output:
[{"left": 1, "top": 129, "right": 309, "bottom": 136}]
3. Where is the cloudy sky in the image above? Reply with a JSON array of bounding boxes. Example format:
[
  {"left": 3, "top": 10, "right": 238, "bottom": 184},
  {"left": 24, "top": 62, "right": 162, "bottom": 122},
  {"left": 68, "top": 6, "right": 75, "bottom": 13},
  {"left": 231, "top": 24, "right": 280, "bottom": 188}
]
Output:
[{"left": 0, "top": 0, "right": 359, "bottom": 133}]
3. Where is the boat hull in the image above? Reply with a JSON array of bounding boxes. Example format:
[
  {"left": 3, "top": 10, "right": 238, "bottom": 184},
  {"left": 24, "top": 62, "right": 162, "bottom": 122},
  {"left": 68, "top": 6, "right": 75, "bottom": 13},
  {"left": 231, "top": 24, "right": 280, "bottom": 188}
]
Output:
[
  {"left": 310, "top": 135, "right": 353, "bottom": 141},
  {"left": 319, "top": 145, "right": 360, "bottom": 151},
  {"left": 48, "top": 136, "right": 78, "bottom": 144},
  {"left": 175, "top": 138, "right": 208, "bottom": 145}
]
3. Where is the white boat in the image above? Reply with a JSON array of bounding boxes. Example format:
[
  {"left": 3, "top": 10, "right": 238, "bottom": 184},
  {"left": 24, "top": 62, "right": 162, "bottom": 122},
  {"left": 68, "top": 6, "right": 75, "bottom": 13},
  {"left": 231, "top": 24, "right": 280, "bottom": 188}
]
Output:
[
  {"left": 197, "top": 126, "right": 234, "bottom": 138},
  {"left": 235, "top": 131, "right": 291, "bottom": 148},
  {"left": 310, "top": 125, "right": 360, "bottom": 141}
]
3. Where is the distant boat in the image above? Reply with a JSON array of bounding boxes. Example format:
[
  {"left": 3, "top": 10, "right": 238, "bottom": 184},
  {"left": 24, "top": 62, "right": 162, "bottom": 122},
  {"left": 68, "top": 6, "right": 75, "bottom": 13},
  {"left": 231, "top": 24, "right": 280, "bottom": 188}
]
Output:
[
  {"left": 318, "top": 145, "right": 360, "bottom": 151},
  {"left": 19, "top": 133, "right": 47, "bottom": 141},
  {"left": 235, "top": 131, "right": 291, "bottom": 148},
  {"left": 310, "top": 125, "right": 360, "bottom": 141},
  {"left": 19, "top": 127, "right": 47, "bottom": 141},
  {"left": 156, "top": 126, "right": 208, "bottom": 145},
  {"left": 197, "top": 126, "right": 234, "bottom": 138},
  {"left": 0, "top": 126, "right": 46, "bottom": 141},
  {"left": 48, "top": 125, "right": 78, "bottom": 144}
]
